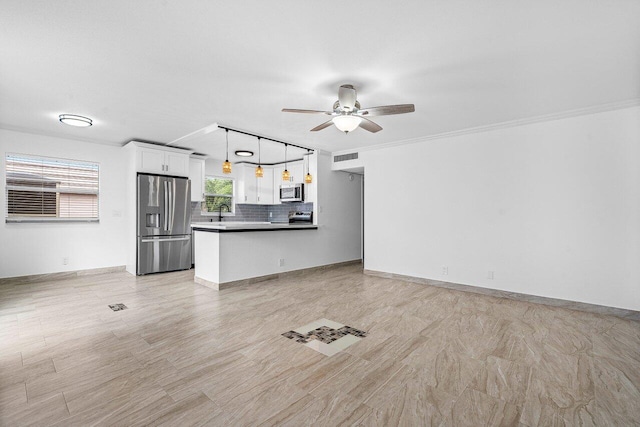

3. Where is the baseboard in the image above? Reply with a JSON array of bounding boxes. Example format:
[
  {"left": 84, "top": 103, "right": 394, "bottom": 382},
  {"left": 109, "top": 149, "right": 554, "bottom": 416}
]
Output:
[
  {"left": 363, "top": 269, "right": 640, "bottom": 322},
  {"left": 195, "top": 259, "right": 363, "bottom": 291},
  {"left": 0, "top": 265, "right": 127, "bottom": 285}
]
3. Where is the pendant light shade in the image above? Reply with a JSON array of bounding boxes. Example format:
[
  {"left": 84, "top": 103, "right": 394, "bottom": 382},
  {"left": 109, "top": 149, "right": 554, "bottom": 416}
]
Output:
[
  {"left": 222, "top": 129, "right": 232, "bottom": 174},
  {"left": 255, "top": 137, "right": 264, "bottom": 178},
  {"left": 282, "top": 144, "right": 290, "bottom": 181},
  {"left": 304, "top": 151, "right": 313, "bottom": 183},
  {"left": 222, "top": 160, "right": 232, "bottom": 174}
]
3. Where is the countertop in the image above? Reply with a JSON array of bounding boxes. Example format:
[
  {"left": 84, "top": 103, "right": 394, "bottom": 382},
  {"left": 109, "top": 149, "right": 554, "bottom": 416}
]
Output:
[{"left": 191, "top": 221, "right": 318, "bottom": 233}]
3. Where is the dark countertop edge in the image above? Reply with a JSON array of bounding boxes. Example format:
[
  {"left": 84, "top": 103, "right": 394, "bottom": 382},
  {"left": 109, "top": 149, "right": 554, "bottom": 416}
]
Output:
[{"left": 192, "top": 226, "right": 318, "bottom": 233}]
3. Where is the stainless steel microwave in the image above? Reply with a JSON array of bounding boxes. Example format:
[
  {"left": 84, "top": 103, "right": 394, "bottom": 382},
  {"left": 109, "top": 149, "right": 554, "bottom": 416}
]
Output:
[{"left": 280, "top": 183, "right": 304, "bottom": 202}]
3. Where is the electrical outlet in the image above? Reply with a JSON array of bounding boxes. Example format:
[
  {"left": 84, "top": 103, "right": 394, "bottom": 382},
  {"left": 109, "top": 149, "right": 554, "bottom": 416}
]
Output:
[
  {"left": 442, "top": 266, "right": 448, "bottom": 275},
  {"left": 488, "top": 271, "right": 494, "bottom": 280},
  {"left": 63, "top": 257, "right": 69, "bottom": 265},
  {"left": 279, "top": 258, "right": 285, "bottom": 267}
]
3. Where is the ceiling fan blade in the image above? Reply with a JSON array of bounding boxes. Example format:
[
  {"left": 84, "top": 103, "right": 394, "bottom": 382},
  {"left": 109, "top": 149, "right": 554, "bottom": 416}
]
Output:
[
  {"left": 310, "top": 120, "right": 333, "bottom": 132},
  {"left": 358, "top": 117, "right": 383, "bottom": 133},
  {"left": 338, "top": 84, "right": 357, "bottom": 111},
  {"left": 359, "top": 104, "right": 415, "bottom": 116},
  {"left": 282, "top": 108, "right": 332, "bottom": 114}
]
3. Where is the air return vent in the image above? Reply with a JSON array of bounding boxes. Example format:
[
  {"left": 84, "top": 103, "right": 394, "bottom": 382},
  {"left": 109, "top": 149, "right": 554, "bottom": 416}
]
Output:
[{"left": 334, "top": 153, "right": 358, "bottom": 162}]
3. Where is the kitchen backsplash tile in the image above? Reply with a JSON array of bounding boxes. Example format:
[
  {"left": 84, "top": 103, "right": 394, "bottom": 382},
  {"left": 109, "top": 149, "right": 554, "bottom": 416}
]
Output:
[{"left": 190, "top": 202, "right": 313, "bottom": 223}]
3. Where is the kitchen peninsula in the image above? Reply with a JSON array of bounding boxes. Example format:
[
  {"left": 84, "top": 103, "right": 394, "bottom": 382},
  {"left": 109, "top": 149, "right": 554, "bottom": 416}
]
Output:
[{"left": 192, "top": 222, "right": 318, "bottom": 290}]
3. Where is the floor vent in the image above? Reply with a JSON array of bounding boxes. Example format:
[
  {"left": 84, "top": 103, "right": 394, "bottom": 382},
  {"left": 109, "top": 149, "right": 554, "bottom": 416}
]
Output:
[
  {"left": 334, "top": 152, "right": 358, "bottom": 162},
  {"left": 109, "top": 303, "right": 128, "bottom": 311}
]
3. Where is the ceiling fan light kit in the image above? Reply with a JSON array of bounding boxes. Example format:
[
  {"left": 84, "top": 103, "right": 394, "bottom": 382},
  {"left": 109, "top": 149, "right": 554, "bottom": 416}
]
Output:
[
  {"left": 282, "top": 84, "right": 414, "bottom": 134},
  {"left": 332, "top": 115, "right": 362, "bottom": 133}
]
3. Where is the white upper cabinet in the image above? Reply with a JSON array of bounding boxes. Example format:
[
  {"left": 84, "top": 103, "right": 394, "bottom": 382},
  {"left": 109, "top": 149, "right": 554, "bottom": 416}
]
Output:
[
  {"left": 240, "top": 164, "right": 257, "bottom": 203},
  {"left": 274, "top": 160, "right": 304, "bottom": 184},
  {"left": 256, "top": 167, "right": 274, "bottom": 204},
  {"left": 127, "top": 141, "right": 191, "bottom": 177},
  {"left": 189, "top": 157, "right": 206, "bottom": 202},
  {"left": 238, "top": 164, "right": 274, "bottom": 205},
  {"left": 164, "top": 152, "right": 189, "bottom": 176},
  {"left": 139, "top": 148, "right": 165, "bottom": 172}
]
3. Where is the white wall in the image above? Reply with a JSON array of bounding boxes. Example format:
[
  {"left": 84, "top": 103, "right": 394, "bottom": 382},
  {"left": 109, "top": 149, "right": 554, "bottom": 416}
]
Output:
[
  {"left": 363, "top": 106, "right": 640, "bottom": 311},
  {"left": 0, "top": 129, "right": 127, "bottom": 278},
  {"left": 314, "top": 152, "right": 362, "bottom": 263}
]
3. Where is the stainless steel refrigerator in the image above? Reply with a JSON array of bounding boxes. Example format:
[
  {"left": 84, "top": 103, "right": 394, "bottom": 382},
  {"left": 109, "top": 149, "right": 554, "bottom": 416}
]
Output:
[{"left": 137, "top": 174, "right": 191, "bottom": 275}]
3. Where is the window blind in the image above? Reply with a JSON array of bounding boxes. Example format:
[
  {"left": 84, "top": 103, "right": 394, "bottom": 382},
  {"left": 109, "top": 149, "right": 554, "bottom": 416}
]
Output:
[{"left": 5, "top": 153, "right": 99, "bottom": 222}]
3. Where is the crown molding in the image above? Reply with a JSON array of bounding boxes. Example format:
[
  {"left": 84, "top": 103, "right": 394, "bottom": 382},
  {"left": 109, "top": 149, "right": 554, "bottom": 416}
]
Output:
[{"left": 334, "top": 98, "right": 640, "bottom": 156}]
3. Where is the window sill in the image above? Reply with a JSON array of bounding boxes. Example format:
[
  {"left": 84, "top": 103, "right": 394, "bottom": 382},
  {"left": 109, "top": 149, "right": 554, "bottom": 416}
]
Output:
[{"left": 6, "top": 218, "right": 100, "bottom": 223}]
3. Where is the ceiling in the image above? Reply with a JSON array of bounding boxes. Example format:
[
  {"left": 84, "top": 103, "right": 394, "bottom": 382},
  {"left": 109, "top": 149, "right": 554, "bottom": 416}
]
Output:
[{"left": 1, "top": 1, "right": 639, "bottom": 164}]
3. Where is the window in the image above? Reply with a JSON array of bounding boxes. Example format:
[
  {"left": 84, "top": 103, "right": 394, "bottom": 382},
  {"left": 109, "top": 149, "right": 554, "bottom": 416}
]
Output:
[
  {"left": 5, "top": 153, "right": 99, "bottom": 222},
  {"left": 202, "top": 176, "right": 234, "bottom": 214}
]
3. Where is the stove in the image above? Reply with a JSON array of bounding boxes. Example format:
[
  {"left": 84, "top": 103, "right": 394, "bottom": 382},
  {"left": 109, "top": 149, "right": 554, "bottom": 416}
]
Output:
[{"left": 289, "top": 211, "right": 313, "bottom": 223}]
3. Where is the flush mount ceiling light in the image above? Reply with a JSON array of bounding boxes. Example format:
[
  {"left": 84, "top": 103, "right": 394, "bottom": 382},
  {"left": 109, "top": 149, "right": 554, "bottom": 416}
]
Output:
[
  {"left": 222, "top": 129, "right": 232, "bottom": 174},
  {"left": 58, "top": 114, "right": 92, "bottom": 127},
  {"left": 235, "top": 150, "right": 254, "bottom": 157}
]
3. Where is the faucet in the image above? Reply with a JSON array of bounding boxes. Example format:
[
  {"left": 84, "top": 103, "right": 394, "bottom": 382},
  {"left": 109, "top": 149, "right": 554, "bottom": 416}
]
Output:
[{"left": 218, "top": 204, "right": 230, "bottom": 222}]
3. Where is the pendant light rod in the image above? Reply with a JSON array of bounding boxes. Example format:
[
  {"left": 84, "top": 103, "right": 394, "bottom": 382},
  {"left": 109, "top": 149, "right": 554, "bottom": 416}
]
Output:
[
  {"left": 225, "top": 129, "right": 229, "bottom": 160},
  {"left": 217, "top": 125, "right": 313, "bottom": 152}
]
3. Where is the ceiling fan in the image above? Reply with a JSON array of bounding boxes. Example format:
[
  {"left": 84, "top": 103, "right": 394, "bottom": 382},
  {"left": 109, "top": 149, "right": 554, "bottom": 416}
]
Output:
[{"left": 282, "top": 84, "right": 415, "bottom": 134}]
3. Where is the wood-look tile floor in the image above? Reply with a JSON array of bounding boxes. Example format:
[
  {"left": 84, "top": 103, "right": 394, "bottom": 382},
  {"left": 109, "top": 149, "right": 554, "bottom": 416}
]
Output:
[{"left": 1, "top": 264, "right": 639, "bottom": 426}]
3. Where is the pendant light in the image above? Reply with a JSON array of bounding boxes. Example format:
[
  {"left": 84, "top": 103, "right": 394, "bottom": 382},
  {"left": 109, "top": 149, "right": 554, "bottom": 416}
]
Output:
[
  {"left": 282, "top": 144, "right": 290, "bottom": 181},
  {"left": 222, "top": 129, "right": 232, "bottom": 174},
  {"left": 255, "top": 137, "right": 264, "bottom": 178},
  {"left": 304, "top": 150, "right": 313, "bottom": 184}
]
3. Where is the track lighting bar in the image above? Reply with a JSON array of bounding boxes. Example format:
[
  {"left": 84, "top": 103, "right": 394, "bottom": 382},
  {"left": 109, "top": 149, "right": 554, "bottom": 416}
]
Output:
[{"left": 217, "top": 125, "right": 313, "bottom": 152}]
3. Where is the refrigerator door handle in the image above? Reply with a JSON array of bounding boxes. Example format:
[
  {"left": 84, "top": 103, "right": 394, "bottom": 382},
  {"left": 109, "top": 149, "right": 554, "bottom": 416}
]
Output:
[
  {"left": 163, "top": 180, "right": 168, "bottom": 231},
  {"left": 169, "top": 182, "right": 173, "bottom": 230},
  {"left": 141, "top": 236, "right": 190, "bottom": 243}
]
